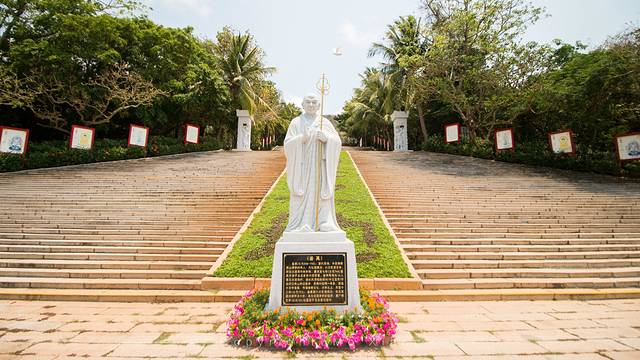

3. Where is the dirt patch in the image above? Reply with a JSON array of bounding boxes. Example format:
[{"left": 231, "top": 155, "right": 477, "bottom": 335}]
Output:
[
  {"left": 356, "top": 251, "right": 379, "bottom": 263},
  {"left": 243, "top": 212, "right": 288, "bottom": 261},
  {"left": 337, "top": 213, "right": 378, "bottom": 248}
]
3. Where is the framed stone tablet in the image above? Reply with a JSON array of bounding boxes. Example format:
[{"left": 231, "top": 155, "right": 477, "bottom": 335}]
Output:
[
  {"left": 494, "top": 128, "right": 515, "bottom": 151},
  {"left": 548, "top": 130, "right": 575, "bottom": 155},
  {"left": 282, "top": 253, "right": 347, "bottom": 306},
  {"left": 128, "top": 124, "right": 149, "bottom": 148},
  {"left": 0, "top": 126, "right": 29, "bottom": 155},
  {"left": 184, "top": 123, "right": 200, "bottom": 144},
  {"left": 615, "top": 132, "right": 640, "bottom": 162},
  {"left": 69, "top": 125, "right": 95, "bottom": 150},
  {"left": 445, "top": 123, "right": 461, "bottom": 144}
]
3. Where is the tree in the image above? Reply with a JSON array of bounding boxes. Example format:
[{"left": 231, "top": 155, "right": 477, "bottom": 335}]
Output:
[
  {"left": 0, "top": 0, "right": 141, "bottom": 55},
  {"left": 211, "top": 27, "right": 275, "bottom": 114},
  {"left": 369, "top": 15, "right": 431, "bottom": 141},
  {"left": 524, "top": 28, "right": 640, "bottom": 150},
  {"left": 250, "top": 80, "right": 290, "bottom": 148},
  {"left": 412, "top": 0, "right": 545, "bottom": 141},
  {"left": 344, "top": 69, "right": 393, "bottom": 147}
]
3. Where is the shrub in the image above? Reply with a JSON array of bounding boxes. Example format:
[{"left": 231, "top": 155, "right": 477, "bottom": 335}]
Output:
[
  {"left": 0, "top": 136, "right": 222, "bottom": 172},
  {"left": 421, "top": 135, "right": 640, "bottom": 178}
]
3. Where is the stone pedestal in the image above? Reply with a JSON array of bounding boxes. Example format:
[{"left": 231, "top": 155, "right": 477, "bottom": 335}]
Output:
[
  {"left": 267, "top": 231, "right": 361, "bottom": 313},
  {"left": 236, "top": 110, "right": 252, "bottom": 151},
  {"left": 392, "top": 111, "right": 409, "bottom": 152}
]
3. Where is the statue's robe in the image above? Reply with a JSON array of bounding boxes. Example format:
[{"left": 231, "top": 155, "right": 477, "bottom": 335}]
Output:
[{"left": 283, "top": 115, "right": 342, "bottom": 232}]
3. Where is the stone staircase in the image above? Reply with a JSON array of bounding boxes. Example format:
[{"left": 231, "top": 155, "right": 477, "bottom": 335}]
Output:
[
  {"left": 0, "top": 151, "right": 284, "bottom": 300},
  {"left": 350, "top": 150, "right": 640, "bottom": 297}
]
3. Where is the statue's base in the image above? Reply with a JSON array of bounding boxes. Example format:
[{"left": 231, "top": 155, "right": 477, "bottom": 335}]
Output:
[
  {"left": 267, "top": 231, "right": 361, "bottom": 312},
  {"left": 232, "top": 148, "right": 251, "bottom": 152}
]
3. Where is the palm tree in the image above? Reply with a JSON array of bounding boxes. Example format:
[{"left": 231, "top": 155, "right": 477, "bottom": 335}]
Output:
[
  {"left": 346, "top": 69, "right": 393, "bottom": 147},
  {"left": 212, "top": 28, "right": 276, "bottom": 114},
  {"left": 369, "top": 15, "right": 430, "bottom": 141}
]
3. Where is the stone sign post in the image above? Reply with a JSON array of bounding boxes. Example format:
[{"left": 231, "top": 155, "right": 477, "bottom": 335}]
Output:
[
  {"left": 267, "top": 92, "right": 361, "bottom": 313},
  {"left": 236, "top": 110, "right": 252, "bottom": 151},
  {"left": 392, "top": 111, "right": 409, "bottom": 152}
]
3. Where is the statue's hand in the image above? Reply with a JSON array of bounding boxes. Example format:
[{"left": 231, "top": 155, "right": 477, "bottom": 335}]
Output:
[
  {"left": 316, "top": 129, "right": 328, "bottom": 143},
  {"left": 302, "top": 130, "right": 309, "bottom": 144}
]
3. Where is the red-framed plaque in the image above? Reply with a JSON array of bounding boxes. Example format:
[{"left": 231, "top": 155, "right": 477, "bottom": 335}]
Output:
[
  {"left": 548, "top": 129, "right": 575, "bottom": 156},
  {"left": 184, "top": 123, "right": 200, "bottom": 144},
  {"left": 615, "top": 132, "right": 640, "bottom": 163},
  {"left": 128, "top": 124, "right": 149, "bottom": 148},
  {"left": 444, "top": 123, "right": 461, "bottom": 144},
  {"left": 69, "top": 125, "right": 96, "bottom": 150},
  {"left": 0, "top": 126, "right": 29, "bottom": 155},
  {"left": 494, "top": 128, "right": 515, "bottom": 152}
]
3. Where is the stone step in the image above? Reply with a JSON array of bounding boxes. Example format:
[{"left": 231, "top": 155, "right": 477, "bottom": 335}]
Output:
[
  {"left": 0, "top": 251, "right": 218, "bottom": 262},
  {"left": 0, "top": 244, "right": 225, "bottom": 255},
  {"left": 402, "top": 244, "right": 640, "bottom": 253},
  {"left": 400, "top": 238, "right": 640, "bottom": 245},
  {"left": 393, "top": 224, "right": 640, "bottom": 231},
  {"left": 386, "top": 214, "right": 640, "bottom": 219},
  {"left": 0, "top": 288, "right": 218, "bottom": 302},
  {"left": 388, "top": 218, "right": 640, "bottom": 224},
  {"left": 395, "top": 232, "right": 640, "bottom": 239},
  {"left": 0, "top": 239, "right": 229, "bottom": 248},
  {"left": 411, "top": 258, "right": 640, "bottom": 269},
  {"left": 0, "top": 233, "right": 233, "bottom": 241},
  {"left": 416, "top": 267, "right": 640, "bottom": 279},
  {"left": 0, "top": 259, "right": 212, "bottom": 270},
  {"left": 406, "top": 251, "right": 640, "bottom": 260},
  {"left": 420, "top": 277, "right": 640, "bottom": 290},
  {"left": 3, "top": 288, "right": 640, "bottom": 302},
  {"left": 395, "top": 227, "right": 640, "bottom": 234},
  {"left": 377, "top": 288, "right": 640, "bottom": 301},
  {"left": 0, "top": 218, "right": 248, "bottom": 225},
  {"left": 0, "top": 225, "right": 241, "bottom": 232},
  {"left": 0, "top": 277, "right": 202, "bottom": 290},
  {"left": 0, "top": 229, "right": 238, "bottom": 236},
  {"left": 0, "top": 267, "right": 205, "bottom": 279}
]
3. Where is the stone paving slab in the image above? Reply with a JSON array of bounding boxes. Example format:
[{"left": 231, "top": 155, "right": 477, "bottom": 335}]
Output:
[{"left": 1, "top": 299, "right": 640, "bottom": 359}]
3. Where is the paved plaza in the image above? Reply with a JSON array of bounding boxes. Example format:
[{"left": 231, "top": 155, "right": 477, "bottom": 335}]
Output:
[{"left": 1, "top": 299, "right": 639, "bottom": 359}]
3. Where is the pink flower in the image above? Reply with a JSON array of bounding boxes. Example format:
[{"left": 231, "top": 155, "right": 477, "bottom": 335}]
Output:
[
  {"left": 282, "top": 327, "right": 294, "bottom": 337},
  {"left": 348, "top": 338, "right": 356, "bottom": 351}
]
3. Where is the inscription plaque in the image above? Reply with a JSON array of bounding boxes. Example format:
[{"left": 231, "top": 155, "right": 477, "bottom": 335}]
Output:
[{"left": 282, "top": 253, "right": 347, "bottom": 306}]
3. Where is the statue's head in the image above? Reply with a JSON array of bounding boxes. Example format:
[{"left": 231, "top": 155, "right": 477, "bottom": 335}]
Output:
[{"left": 302, "top": 93, "right": 320, "bottom": 116}]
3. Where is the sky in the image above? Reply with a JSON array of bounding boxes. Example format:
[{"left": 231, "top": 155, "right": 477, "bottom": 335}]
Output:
[{"left": 139, "top": 0, "right": 640, "bottom": 115}]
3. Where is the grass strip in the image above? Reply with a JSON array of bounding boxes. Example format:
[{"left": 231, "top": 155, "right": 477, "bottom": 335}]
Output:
[{"left": 213, "top": 151, "right": 411, "bottom": 278}]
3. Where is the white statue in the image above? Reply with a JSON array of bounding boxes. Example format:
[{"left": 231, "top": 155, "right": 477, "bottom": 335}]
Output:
[{"left": 283, "top": 93, "right": 342, "bottom": 232}]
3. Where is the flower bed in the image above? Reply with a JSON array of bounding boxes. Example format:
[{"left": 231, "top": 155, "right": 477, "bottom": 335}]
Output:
[{"left": 226, "top": 288, "right": 398, "bottom": 352}]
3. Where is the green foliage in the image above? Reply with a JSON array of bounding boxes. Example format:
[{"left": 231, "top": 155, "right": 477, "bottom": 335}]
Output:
[
  {"left": 343, "top": 1, "right": 639, "bottom": 174},
  {"left": 343, "top": 69, "right": 393, "bottom": 147},
  {"left": 211, "top": 27, "right": 276, "bottom": 115},
  {"left": 0, "top": 1, "right": 287, "bottom": 150},
  {"left": 0, "top": 136, "right": 221, "bottom": 172},
  {"left": 214, "top": 152, "right": 412, "bottom": 278},
  {"left": 421, "top": 135, "right": 640, "bottom": 178}
]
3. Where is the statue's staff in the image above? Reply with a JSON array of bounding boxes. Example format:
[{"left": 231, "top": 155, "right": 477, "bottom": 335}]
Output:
[{"left": 315, "top": 74, "right": 329, "bottom": 231}]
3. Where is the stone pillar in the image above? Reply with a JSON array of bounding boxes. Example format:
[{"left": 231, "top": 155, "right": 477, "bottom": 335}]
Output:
[
  {"left": 392, "top": 111, "right": 409, "bottom": 152},
  {"left": 236, "top": 110, "right": 252, "bottom": 151}
]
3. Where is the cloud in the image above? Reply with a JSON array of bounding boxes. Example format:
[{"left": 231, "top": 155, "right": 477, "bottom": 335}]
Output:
[
  {"left": 153, "top": 0, "right": 213, "bottom": 17},
  {"left": 339, "top": 20, "right": 379, "bottom": 48}
]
